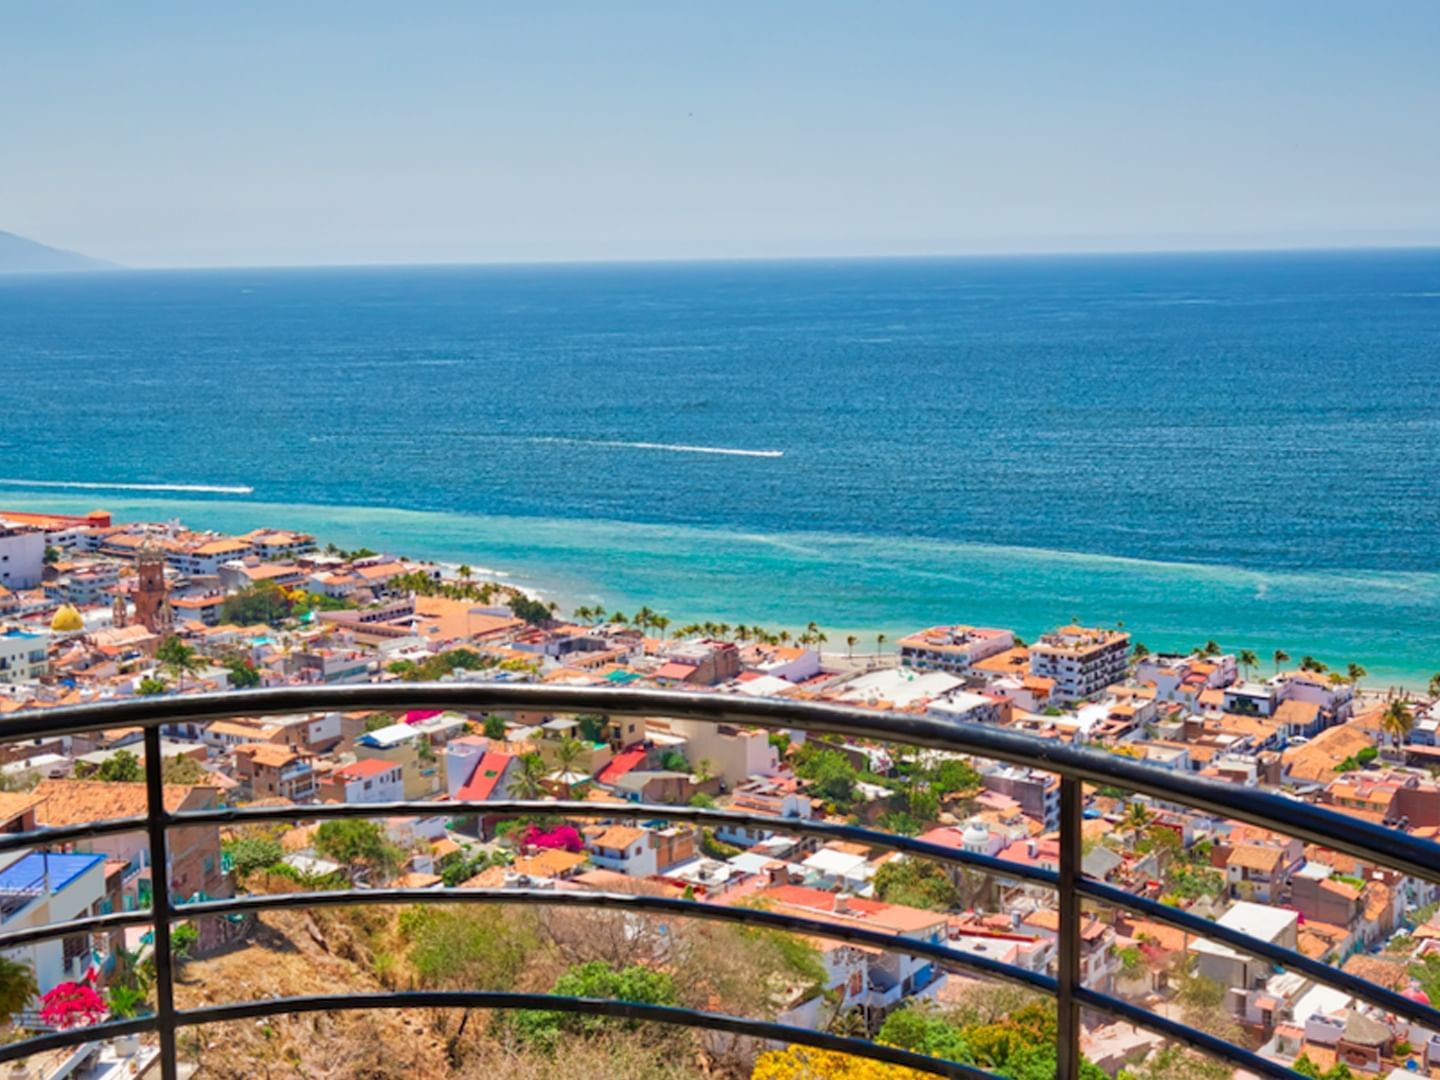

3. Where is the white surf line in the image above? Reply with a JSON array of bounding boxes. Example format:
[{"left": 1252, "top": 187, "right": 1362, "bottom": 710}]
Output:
[
  {"left": 535, "top": 438, "right": 783, "bottom": 459},
  {"left": 0, "top": 479, "right": 255, "bottom": 495}
]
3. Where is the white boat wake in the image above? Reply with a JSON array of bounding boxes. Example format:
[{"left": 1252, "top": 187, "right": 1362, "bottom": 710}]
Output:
[
  {"left": 0, "top": 479, "right": 254, "bottom": 495},
  {"left": 533, "top": 438, "right": 783, "bottom": 459}
]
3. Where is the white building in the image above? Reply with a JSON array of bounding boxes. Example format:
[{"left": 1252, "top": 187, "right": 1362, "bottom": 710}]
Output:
[
  {"left": 0, "top": 629, "right": 48, "bottom": 684},
  {"left": 1028, "top": 625, "right": 1130, "bottom": 704},
  {"left": 898, "top": 625, "right": 1015, "bottom": 674},
  {"left": 0, "top": 528, "right": 45, "bottom": 591},
  {"left": 0, "top": 850, "right": 108, "bottom": 995},
  {"left": 926, "top": 690, "right": 1005, "bottom": 727},
  {"left": 326, "top": 758, "right": 405, "bottom": 803}
]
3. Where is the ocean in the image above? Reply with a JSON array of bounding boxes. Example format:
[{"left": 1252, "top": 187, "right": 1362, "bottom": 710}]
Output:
[{"left": 1, "top": 251, "right": 1437, "bottom": 685}]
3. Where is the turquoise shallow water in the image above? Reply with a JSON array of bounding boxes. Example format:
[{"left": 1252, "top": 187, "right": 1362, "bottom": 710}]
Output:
[{"left": 13, "top": 493, "right": 1438, "bottom": 690}]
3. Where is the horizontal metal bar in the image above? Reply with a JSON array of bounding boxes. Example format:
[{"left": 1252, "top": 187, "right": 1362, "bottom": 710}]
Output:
[
  {"left": 8, "top": 685, "right": 1435, "bottom": 888},
  {"left": 1074, "top": 986, "right": 1300, "bottom": 1080},
  {"left": 0, "top": 817, "right": 150, "bottom": 858},
  {"left": 0, "top": 1016, "right": 157, "bottom": 1066},
  {"left": 171, "top": 797, "right": 1060, "bottom": 886},
  {"left": 176, "top": 886, "right": 1057, "bottom": 993},
  {"left": 0, "top": 909, "right": 152, "bottom": 952},
  {"left": 173, "top": 992, "right": 993, "bottom": 1079},
  {"left": 1078, "top": 877, "right": 1440, "bottom": 1034}
]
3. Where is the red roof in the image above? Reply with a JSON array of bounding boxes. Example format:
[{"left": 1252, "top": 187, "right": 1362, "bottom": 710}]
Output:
[
  {"left": 457, "top": 751, "right": 513, "bottom": 801},
  {"left": 333, "top": 759, "right": 396, "bottom": 781},
  {"left": 597, "top": 746, "right": 647, "bottom": 785},
  {"left": 653, "top": 661, "right": 695, "bottom": 681}
]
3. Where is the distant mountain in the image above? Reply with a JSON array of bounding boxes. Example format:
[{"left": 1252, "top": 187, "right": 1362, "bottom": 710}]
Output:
[{"left": 0, "top": 230, "right": 115, "bottom": 272}]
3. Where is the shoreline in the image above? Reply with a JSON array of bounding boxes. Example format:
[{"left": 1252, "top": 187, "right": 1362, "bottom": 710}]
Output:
[{"left": 9, "top": 490, "right": 1438, "bottom": 692}]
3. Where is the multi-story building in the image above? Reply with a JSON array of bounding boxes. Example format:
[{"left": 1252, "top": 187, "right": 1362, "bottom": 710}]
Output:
[
  {"left": 1028, "top": 625, "right": 1130, "bottom": 703},
  {"left": 0, "top": 527, "right": 45, "bottom": 591},
  {"left": 318, "top": 758, "right": 405, "bottom": 804},
  {"left": 0, "top": 628, "right": 48, "bottom": 683},
  {"left": 982, "top": 766, "right": 1061, "bottom": 831},
  {"left": 898, "top": 625, "right": 1015, "bottom": 674},
  {"left": 233, "top": 743, "right": 316, "bottom": 802}
]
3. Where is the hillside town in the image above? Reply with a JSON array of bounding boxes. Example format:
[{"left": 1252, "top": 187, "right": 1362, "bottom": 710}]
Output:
[{"left": 2, "top": 506, "right": 1440, "bottom": 1078}]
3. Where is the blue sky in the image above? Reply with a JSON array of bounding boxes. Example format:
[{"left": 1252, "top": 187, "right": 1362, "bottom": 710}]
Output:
[{"left": 4, "top": 2, "right": 1438, "bottom": 266}]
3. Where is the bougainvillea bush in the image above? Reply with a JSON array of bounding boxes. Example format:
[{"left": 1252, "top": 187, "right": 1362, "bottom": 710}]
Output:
[
  {"left": 519, "top": 824, "right": 584, "bottom": 852},
  {"left": 40, "top": 977, "right": 107, "bottom": 1028}
]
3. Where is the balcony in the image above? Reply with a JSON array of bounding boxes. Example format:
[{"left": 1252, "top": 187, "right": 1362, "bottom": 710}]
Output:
[{"left": 0, "top": 685, "right": 1437, "bottom": 1080}]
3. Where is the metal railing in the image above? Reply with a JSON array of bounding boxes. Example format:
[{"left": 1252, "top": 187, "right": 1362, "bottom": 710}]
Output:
[{"left": 0, "top": 684, "right": 1437, "bottom": 1080}]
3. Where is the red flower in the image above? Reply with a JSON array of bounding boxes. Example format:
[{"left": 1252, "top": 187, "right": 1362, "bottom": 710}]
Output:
[{"left": 40, "top": 980, "right": 108, "bottom": 1029}]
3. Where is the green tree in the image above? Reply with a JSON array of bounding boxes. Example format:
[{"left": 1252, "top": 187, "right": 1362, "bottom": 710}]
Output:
[
  {"left": 314, "top": 819, "right": 404, "bottom": 882},
  {"left": 877, "top": 1003, "right": 969, "bottom": 1061},
  {"left": 162, "top": 754, "right": 208, "bottom": 784},
  {"left": 1346, "top": 663, "right": 1367, "bottom": 693},
  {"left": 1274, "top": 648, "right": 1290, "bottom": 674},
  {"left": 929, "top": 758, "right": 981, "bottom": 796},
  {"left": 42, "top": 545, "right": 60, "bottom": 565},
  {"left": 508, "top": 593, "right": 553, "bottom": 627},
  {"left": 1382, "top": 699, "right": 1414, "bottom": 751},
  {"left": 1237, "top": 649, "right": 1259, "bottom": 680},
  {"left": 483, "top": 714, "right": 508, "bottom": 741},
  {"left": 0, "top": 956, "right": 37, "bottom": 1025},
  {"left": 795, "top": 749, "right": 858, "bottom": 804},
  {"left": 220, "top": 582, "right": 291, "bottom": 626},
  {"left": 401, "top": 904, "right": 534, "bottom": 990},
  {"left": 137, "top": 675, "right": 168, "bottom": 696},
  {"left": 94, "top": 749, "right": 144, "bottom": 783},
  {"left": 512, "top": 752, "right": 548, "bottom": 799},
  {"left": 157, "top": 635, "right": 203, "bottom": 690},
  {"left": 873, "top": 857, "right": 957, "bottom": 911},
  {"left": 224, "top": 835, "right": 284, "bottom": 878},
  {"left": 554, "top": 737, "right": 587, "bottom": 777},
  {"left": 223, "top": 656, "right": 262, "bottom": 688},
  {"left": 507, "top": 961, "right": 678, "bottom": 1050}
]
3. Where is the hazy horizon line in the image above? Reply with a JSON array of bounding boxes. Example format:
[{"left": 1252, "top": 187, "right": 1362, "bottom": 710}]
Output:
[{"left": 26, "top": 239, "right": 1440, "bottom": 275}]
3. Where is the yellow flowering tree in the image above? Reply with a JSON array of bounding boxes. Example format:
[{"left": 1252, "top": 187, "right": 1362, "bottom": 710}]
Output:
[{"left": 751, "top": 1046, "right": 933, "bottom": 1080}]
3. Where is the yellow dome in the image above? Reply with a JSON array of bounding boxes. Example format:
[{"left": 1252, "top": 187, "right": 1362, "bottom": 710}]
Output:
[{"left": 50, "top": 604, "right": 84, "bottom": 633}]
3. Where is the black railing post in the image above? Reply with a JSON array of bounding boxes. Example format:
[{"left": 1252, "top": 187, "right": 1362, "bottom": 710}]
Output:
[
  {"left": 1056, "top": 776, "right": 1082, "bottom": 1080},
  {"left": 143, "top": 725, "right": 179, "bottom": 1080}
]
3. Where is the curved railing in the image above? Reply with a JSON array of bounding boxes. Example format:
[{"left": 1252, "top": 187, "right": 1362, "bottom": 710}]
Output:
[{"left": 0, "top": 685, "right": 1435, "bottom": 1080}]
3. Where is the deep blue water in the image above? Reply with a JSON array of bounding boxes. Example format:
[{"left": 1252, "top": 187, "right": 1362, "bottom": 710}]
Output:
[{"left": 2, "top": 252, "right": 1438, "bottom": 681}]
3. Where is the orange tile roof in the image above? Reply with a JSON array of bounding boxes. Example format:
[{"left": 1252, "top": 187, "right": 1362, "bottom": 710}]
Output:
[{"left": 33, "top": 778, "right": 215, "bottom": 826}]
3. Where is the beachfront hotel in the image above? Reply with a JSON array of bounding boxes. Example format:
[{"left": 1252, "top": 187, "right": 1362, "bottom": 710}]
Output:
[
  {"left": 897, "top": 625, "right": 1016, "bottom": 674},
  {"left": 1028, "top": 624, "right": 1131, "bottom": 704}
]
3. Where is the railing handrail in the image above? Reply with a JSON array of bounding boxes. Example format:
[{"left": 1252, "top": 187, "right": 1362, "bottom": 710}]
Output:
[{"left": 0, "top": 684, "right": 1427, "bottom": 1080}]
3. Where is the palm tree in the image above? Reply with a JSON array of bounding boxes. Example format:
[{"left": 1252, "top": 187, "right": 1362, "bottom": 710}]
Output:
[
  {"left": 846, "top": 634, "right": 858, "bottom": 659},
  {"left": 1299, "top": 655, "right": 1327, "bottom": 674},
  {"left": 876, "top": 632, "right": 887, "bottom": 655},
  {"left": 716, "top": 622, "right": 731, "bottom": 639},
  {"left": 512, "top": 753, "right": 548, "bottom": 800},
  {"left": 572, "top": 605, "right": 591, "bottom": 623},
  {"left": 1132, "top": 642, "right": 1150, "bottom": 664},
  {"left": 1125, "top": 801, "right": 1152, "bottom": 843},
  {"left": 458, "top": 563, "right": 473, "bottom": 580},
  {"left": 0, "top": 956, "right": 36, "bottom": 1030},
  {"left": 1381, "top": 700, "right": 1414, "bottom": 753},
  {"left": 157, "top": 636, "right": 203, "bottom": 691},
  {"left": 554, "top": 737, "right": 586, "bottom": 778},
  {"left": 652, "top": 615, "right": 671, "bottom": 638},
  {"left": 1201, "top": 640, "right": 1221, "bottom": 657},
  {"left": 611, "top": 611, "right": 629, "bottom": 625},
  {"left": 1273, "top": 649, "right": 1290, "bottom": 675},
  {"left": 1238, "top": 649, "right": 1259, "bottom": 681},
  {"left": 1429, "top": 672, "right": 1440, "bottom": 699},
  {"left": 1347, "top": 663, "right": 1367, "bottom": 695},
  {"left": 777, "top": 629, "right": 792, "bottom": 645}
]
